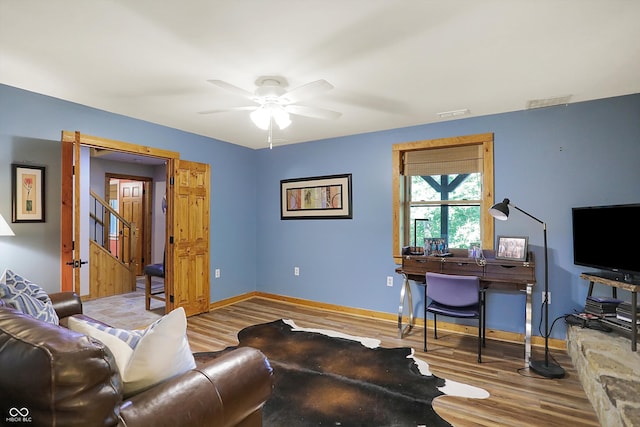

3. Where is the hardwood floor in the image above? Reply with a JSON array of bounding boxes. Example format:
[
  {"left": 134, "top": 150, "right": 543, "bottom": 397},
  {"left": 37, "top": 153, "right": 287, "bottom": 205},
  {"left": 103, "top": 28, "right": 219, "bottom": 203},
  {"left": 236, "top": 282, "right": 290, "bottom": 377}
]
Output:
[
  {"left": 83, "top": 292, "right": 599, "bottom": 426},
  {"left": 186, "top": 297, "right": 600, "bottom": 427}
]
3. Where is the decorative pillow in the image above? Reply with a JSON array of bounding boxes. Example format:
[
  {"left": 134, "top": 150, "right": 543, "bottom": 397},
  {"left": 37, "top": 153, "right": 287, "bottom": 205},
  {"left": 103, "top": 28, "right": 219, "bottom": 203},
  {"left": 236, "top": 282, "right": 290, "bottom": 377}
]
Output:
[
  {"left": 0, "top": 269, "right": 59, "bottom": 325},
  {"left": 68, "top": 307, "right": 196, "bottom": 396}
]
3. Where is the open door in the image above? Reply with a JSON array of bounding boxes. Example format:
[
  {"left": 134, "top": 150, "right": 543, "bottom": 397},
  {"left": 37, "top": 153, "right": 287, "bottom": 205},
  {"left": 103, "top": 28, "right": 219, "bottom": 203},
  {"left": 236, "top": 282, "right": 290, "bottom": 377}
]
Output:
[
  {"left": 166, "top": 159, "right": 210, "bottom": 317},
  {"left": 60, "top": 131, "right": 181, "bottom": 302},
  {"left": 60, "top": 138, "right": 73, "bottom": 291},
  {"left": 60, "top": 132, "right": 88, "bottom": 293}
]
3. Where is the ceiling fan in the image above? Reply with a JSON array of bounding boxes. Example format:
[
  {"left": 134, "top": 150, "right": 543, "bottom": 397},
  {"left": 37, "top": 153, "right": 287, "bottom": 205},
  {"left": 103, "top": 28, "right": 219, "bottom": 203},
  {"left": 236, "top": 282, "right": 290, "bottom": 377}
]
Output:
[{"left": 198, "top": 76, "right": 342, "bottom": 137}]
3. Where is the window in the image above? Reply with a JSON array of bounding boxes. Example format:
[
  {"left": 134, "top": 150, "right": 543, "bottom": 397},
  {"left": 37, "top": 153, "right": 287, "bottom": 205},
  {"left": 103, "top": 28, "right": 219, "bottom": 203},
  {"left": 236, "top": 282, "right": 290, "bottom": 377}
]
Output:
[{"left": 392, "top": 133, "right": 494, "bottom": 263}]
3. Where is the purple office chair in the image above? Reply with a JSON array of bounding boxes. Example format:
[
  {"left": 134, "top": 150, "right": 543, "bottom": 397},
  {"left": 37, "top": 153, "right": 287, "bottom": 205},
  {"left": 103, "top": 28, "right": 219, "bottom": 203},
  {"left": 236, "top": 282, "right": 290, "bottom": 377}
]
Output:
[{"left": 425, "top": 272, "right": 485, "bottom": 362}]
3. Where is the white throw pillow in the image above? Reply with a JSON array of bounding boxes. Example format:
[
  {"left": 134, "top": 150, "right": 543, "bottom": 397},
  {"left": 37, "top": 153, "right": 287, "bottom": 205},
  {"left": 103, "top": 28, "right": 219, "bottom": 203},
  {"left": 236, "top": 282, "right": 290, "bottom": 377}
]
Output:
[{"left": 68, "top": 307, "right": 196, "bottom": 396}]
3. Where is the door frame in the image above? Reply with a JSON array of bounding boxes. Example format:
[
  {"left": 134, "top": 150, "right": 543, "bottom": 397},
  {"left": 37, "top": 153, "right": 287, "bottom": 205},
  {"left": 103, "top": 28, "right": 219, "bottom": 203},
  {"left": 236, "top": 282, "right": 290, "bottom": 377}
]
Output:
[
  {"left": 60, "top": 131, "right": 180, "bottom": 309},
  {"left": 105, "top": 174, "right": 153, "bottom": 276}
]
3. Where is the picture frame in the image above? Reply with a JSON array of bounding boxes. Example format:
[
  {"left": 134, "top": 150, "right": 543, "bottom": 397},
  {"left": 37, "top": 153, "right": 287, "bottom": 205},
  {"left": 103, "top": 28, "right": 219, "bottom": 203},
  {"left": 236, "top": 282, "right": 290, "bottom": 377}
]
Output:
[
  {"left": 12, "top": 163, "right": 46, "bottom": 223},
  {"left": 496, "top": 235, "right": 528, "bottom": 261},
  {"left": 424, "top": 237, "right": 448, "bottom": 255},
  {"left": 281, "top": 174, "right": 352, "bottom": 220}
]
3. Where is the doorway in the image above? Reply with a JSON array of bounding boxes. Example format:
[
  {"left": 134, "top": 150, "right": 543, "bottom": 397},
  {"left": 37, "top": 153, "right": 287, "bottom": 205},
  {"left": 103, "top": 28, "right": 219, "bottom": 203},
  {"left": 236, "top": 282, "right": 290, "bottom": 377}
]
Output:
[
  {"left": 105, "top": 174, "right": 153, "bottom": 277},
  {"left": 61, "top": 130, "right": 211, "bottom": 318}
]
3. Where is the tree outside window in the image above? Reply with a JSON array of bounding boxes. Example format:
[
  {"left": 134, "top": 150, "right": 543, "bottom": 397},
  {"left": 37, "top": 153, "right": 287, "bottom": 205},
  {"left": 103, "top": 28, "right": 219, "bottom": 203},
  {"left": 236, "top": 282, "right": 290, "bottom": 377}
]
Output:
[{"left": 391, "top": 133, "right": 494, "bottom": 263}]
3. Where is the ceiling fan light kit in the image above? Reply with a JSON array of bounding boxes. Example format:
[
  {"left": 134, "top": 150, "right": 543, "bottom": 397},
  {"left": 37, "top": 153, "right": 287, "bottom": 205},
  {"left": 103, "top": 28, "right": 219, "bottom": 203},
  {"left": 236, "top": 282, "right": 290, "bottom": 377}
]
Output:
[
  {"left": 250, "top": 103, "right": 291, "bottom": 130},
  {"left": 202, "top": 75, "right": 341, "bottom": 140}
]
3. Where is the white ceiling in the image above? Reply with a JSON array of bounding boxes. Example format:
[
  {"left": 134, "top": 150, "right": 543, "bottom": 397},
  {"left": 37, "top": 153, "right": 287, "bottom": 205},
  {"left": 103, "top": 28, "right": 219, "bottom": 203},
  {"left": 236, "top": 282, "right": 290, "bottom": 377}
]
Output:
[{"left": 1, "top": 0, "right": 639, "bottom": 150}]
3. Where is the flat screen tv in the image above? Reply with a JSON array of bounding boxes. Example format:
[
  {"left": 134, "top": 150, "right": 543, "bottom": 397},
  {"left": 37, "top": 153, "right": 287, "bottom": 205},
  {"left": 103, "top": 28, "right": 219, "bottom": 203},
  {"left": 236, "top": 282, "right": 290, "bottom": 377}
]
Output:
[{"left": 572, "top": 203, "right": 640, "bottom": 280}]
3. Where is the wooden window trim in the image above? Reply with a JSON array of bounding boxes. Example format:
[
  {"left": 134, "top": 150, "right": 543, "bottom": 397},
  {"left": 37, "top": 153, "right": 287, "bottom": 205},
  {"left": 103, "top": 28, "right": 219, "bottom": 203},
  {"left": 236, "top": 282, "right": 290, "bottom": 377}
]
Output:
[{"left": 392, "top": 133, "right": 494, "bottom": 264}]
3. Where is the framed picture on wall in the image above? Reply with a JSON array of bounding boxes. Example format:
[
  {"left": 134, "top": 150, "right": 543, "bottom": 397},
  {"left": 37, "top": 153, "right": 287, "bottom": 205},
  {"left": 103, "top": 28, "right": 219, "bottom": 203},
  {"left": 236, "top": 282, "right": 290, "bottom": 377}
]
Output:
[
  {"left": 12, "top": 163, "right": 46, "bottom": 223},
  {"left": 281, "top": 174, "right": 352, "bottom": 220},
  {"left": 496, "top": 236, "right": 528, "bottom": 261}
]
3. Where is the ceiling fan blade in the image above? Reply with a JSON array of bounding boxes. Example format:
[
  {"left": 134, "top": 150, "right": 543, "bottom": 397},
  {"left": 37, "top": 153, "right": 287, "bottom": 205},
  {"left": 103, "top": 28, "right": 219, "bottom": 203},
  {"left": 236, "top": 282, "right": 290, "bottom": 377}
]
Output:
[
  {"left": 281, "top": 79, "right": 333, "bottom": 104},
  {"left": 198, "top": 106, "right": 257, "bottom": 115},
  {"left": 285, "top": 104, "right": 342, "bottom": 120},
  {"left": 207, "top": 79, "right": 255, "bottom": 99}
]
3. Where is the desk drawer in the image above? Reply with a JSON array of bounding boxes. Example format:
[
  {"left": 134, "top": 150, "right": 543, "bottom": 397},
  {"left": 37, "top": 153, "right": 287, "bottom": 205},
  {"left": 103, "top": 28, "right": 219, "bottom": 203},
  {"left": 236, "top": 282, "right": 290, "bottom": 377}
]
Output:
[
  {"left": 402, "top": 257, "right": 441, "bottom": 275},
  {"left": 485, "top": 263, "right": 535, "bottom": 282},
  {"left": 441, "top": 260, "right": 484, "bottom": 276}
]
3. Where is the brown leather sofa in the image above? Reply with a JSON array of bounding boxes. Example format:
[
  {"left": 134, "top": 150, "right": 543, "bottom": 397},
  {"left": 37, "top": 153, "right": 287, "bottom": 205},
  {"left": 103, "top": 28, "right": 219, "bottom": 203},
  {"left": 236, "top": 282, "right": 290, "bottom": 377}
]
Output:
[{"left": 0, "top": 292, "right": 273, "bottom": 427}]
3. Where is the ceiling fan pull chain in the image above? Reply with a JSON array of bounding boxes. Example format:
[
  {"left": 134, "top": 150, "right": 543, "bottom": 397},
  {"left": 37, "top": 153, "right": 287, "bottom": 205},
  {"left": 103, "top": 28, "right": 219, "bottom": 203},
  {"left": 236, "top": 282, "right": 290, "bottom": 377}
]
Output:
[{"left": 268, "top": 115, "right": 274, "bottom": 149}]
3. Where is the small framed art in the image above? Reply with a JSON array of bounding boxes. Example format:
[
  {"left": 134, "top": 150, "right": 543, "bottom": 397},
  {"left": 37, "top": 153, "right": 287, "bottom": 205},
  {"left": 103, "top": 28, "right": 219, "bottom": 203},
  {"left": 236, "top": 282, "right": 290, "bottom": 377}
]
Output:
[
  {"left": 281, "top": 174, "right": 352, "bottom": 220},
  {"left": 12, "top": 163, "right": 46, "bottom": 223},
  {"left": 424, "top": 237, "right": 448, "bottom": 255},
  {"left": 496, "top": 236, "right": 528, "bottom": 261}
]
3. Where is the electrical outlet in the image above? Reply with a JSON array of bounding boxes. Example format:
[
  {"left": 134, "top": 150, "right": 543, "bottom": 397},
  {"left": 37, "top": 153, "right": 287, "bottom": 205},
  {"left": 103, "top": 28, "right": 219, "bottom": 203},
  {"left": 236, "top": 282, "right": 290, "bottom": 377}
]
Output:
[
  {"left": 294, "top": 267, "right": 300, "bottom": 276},
  {"left": 542, "top": 291, "right": 551, "bottom": 304},
  {"left": 386, "top": 276, "right": 394, "bottom": 287},
  {"left": 215, "top": 269, "right": 220, "bottom": 278}
]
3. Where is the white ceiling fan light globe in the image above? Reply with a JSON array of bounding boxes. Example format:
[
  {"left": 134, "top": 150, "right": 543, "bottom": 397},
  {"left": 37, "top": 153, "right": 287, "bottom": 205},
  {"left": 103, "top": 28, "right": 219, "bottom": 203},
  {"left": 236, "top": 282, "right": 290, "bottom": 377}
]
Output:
[
  {"left": 251, "top": 103, "right": 291, "bottom": 130},
  {"left": 272, "top": 105, "right": 291, "bottom": 129},
  {"left": 250, "top": 106, "right": 271, "bottom": 130}
]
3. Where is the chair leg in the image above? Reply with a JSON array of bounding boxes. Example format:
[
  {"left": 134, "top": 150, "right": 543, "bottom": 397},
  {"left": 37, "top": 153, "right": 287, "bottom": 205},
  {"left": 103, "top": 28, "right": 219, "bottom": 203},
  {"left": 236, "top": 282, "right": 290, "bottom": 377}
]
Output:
[
  {"left": 482, "top": 290, "right": 487, "bottom": 347},
  {"left": 477, "top": 315, "right": 482, "bottom": 363},
  {"left": 433, "top": 314, "right": 438, "bottom": 339},
  {"left": 423, "top": 315, "right": 428, "bottom": 352},
  {"left": 423, "top": 303, "right": 427, "bottom": 353},
  {"left": 145, "top": 274, "right": 151, "bottom": 311}
]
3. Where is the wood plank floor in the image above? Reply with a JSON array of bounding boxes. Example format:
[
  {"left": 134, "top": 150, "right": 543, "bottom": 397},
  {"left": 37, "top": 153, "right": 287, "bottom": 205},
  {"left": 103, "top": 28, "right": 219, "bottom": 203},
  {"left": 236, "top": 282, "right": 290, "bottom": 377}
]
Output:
[{"left": 185, "top": 297, "right": 600, "bottom": 427}]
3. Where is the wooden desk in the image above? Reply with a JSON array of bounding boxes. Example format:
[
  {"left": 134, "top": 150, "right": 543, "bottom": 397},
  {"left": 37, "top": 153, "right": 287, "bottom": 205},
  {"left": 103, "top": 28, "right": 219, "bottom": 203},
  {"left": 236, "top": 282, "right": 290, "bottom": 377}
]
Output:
[
  {"left": 396, "top": 251, "right": 536, "bottom": 364},
  {"left": 580, "top": 273, "right": 639, "bottom": 351}
]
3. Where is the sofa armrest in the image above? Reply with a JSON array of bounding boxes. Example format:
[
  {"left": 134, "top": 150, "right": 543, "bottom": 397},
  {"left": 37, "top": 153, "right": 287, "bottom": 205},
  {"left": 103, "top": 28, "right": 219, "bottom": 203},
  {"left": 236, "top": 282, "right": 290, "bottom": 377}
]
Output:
[
  {"left": 117, "top": 347, "right": 273, "bottom": 427},
  {"left": 49, "top": 292, "right": 83, "bottom": 319}
]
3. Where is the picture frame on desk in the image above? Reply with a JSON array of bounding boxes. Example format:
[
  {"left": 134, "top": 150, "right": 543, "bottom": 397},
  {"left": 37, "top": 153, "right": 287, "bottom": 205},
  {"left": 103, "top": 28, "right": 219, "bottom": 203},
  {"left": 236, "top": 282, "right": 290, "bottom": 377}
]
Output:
[
  {"left": 496, "top": 236, "right": 528, "bottom": 261},
  {"left": 424, "top": 237, "right": 448, "bottom": 255}
]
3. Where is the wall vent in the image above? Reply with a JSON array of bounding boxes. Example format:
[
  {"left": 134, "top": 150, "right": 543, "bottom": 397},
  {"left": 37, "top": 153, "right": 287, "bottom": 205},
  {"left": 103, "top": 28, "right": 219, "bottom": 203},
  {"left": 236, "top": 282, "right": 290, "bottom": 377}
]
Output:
[
  {"left": 526, "top": 95, "right": 572, "bottom": 110},
  {"left": 437, "top": 108, "right": 470, "bottom": 118}
]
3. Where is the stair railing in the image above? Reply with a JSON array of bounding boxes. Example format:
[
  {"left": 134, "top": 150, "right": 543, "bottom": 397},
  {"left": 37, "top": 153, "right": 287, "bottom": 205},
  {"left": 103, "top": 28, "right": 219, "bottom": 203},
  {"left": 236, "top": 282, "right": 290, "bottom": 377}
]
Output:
[{"left": 89, "top": 190, "right": 138, "bottom": 269}]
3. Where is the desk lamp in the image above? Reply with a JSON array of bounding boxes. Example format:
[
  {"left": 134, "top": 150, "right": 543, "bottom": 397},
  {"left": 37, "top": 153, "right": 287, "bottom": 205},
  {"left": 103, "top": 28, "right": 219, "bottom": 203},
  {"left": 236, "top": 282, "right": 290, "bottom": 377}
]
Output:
[{"left": 489, "top": 198, "right": 565, "bottom": 378}]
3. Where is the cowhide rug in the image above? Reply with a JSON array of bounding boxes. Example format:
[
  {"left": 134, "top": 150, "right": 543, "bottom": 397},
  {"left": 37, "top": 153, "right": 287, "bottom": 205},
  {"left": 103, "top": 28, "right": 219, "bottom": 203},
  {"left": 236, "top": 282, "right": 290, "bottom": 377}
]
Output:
[{"left": 198, "top": 319, "right": 489, "bottom": 427}]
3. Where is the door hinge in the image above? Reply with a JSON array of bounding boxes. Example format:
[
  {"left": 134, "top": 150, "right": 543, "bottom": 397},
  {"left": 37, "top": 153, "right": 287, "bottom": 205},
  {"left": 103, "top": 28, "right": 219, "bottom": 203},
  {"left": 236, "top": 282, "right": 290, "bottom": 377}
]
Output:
[
  {"left": 169, "top": 236, "right": 174, "bottom": 244},
  {"left": 72, "top": 240, "right": 75, "bottom": 250},
  {"left": 169, "top": 177, "right": 174, "bottom": 185},
  {"left": 169, "top": 295, "right": 174, "bottom": 303}
]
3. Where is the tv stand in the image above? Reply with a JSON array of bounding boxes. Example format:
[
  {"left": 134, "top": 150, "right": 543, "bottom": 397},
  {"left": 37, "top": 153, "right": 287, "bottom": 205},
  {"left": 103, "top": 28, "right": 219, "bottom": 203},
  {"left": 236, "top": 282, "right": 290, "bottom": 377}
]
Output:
[
  {"left": 581, "top": 272, "right": 639, "bottom": 351},
  {"left": 587, "top": 271, "right": 640, "bottom": 286}
]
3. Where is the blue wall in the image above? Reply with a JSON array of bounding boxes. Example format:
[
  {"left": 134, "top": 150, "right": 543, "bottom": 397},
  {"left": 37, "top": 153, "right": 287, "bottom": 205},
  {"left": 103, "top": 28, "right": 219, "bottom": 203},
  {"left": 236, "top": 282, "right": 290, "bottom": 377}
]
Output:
[
  {"left": 255, "top": 94, "right": 640, "bottom": 339},
  {"left": 0, "top": 84, "right": 257, "bottom": 300},
  {"left": 2, "top": 83, "right": 639, "bottom": 340}
]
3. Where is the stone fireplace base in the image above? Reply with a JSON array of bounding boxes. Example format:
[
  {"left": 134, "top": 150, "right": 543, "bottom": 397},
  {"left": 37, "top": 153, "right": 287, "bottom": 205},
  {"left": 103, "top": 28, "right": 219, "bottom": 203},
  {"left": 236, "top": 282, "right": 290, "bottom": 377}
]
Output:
[{"left": 566, "top": 325, "right": 640, "bottom": 427}]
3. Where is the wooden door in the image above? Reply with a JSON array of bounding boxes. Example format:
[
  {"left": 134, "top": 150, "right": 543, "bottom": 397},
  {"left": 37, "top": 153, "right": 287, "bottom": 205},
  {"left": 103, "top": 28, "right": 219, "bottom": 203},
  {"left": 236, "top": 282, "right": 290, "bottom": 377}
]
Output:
[
  {"left": 60, "top": 137, "right": 74, "bottom": 291},
  {"left": 167, "top": 159, "right": 210, "bottom": 317},
  {"left": 119, "top": 180, "right": 144, "bottom": 275},
  {"left": 60, "top": 132, "right": 86, "bottom": 293}
]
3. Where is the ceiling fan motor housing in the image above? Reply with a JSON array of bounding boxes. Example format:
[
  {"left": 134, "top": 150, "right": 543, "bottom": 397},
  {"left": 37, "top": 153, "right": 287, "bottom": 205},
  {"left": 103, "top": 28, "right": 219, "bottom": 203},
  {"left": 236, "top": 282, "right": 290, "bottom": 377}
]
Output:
[{"left": 254, "top": 76, "right": 288, "bottom": 102}]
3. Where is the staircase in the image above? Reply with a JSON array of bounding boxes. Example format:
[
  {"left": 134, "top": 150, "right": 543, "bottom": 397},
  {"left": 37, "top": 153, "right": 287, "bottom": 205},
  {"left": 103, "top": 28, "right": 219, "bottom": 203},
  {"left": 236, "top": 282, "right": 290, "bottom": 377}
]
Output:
[{"left": 88, "top": 190, "right": 138, "bottom": 298}]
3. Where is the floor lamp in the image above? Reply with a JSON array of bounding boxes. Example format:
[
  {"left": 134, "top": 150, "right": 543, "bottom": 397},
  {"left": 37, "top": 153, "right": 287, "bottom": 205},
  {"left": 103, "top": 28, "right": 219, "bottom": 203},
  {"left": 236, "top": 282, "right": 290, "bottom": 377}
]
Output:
[{"left": 489, "top": 198, "right": 565, "bottom": 378}]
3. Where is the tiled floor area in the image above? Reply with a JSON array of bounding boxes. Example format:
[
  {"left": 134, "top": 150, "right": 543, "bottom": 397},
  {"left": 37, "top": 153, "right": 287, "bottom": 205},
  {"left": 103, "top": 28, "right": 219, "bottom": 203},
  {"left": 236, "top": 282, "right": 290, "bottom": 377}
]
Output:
[{"left": 82, "top": 277, "right": 165, "bottom": 330}]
